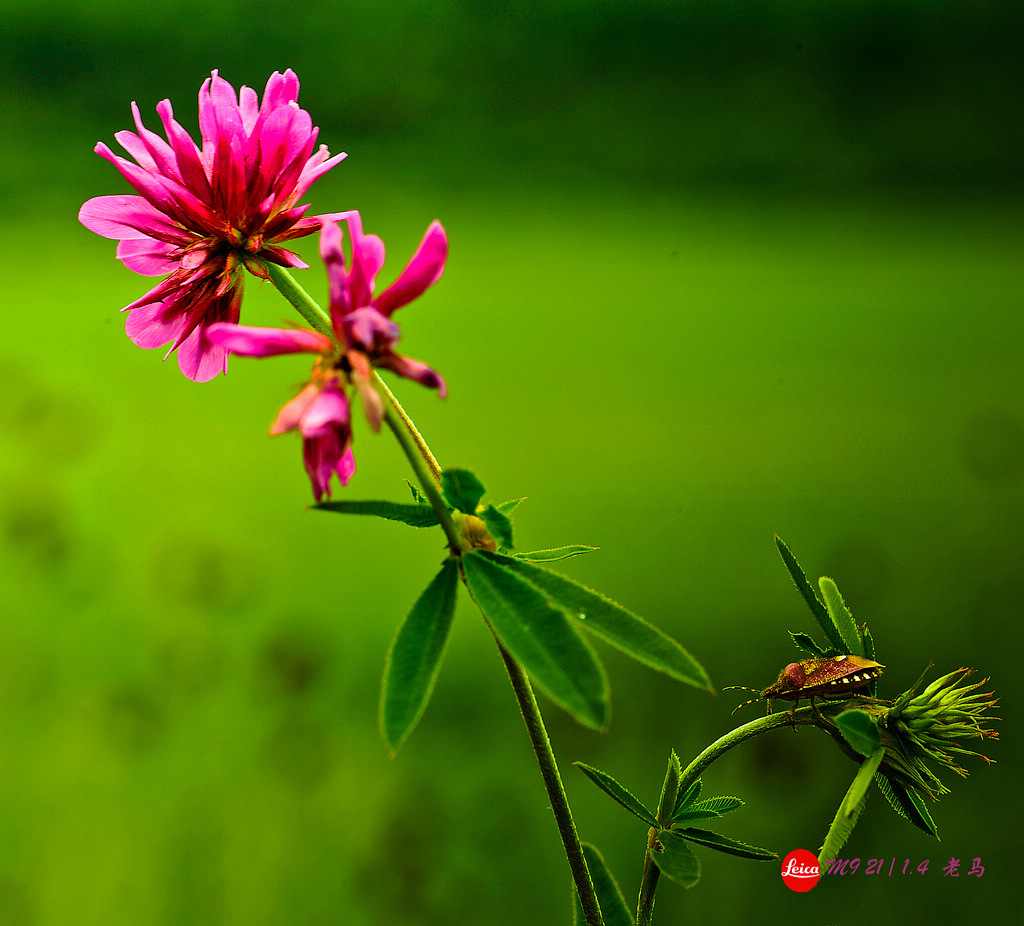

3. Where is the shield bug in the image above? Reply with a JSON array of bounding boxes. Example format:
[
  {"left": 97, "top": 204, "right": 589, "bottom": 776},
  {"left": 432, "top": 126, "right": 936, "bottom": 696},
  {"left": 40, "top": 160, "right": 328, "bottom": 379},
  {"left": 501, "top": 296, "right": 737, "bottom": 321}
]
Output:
[{"left": 726, "top": 655, "right": 884, "bottom": 718}]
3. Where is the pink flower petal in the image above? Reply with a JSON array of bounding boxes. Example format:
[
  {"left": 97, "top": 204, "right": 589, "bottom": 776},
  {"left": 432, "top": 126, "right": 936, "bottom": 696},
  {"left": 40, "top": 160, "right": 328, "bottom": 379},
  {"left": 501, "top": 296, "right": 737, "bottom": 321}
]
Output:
[
  {"left": 303, "top": 432, "right": 355, "bottom": 501},
  {"left": 116, "top": 237, "right": 179, "bottom": 275},
  {"left": 175, "top": 323, "right": 229, "bottom": 382},
  {"left": 271, "top": 382, "right": 320, "bottom": 434},
  {"left": 124, "top": 297, "right": 188, "bottom": 349},
  {"left": 380, "top": 354, "right": 447, "bottom": 397},
  {"left": 299, "top": 384, "right": 350, "bottom": 439},
  {"left": 205, "top": 323, "right": 332, "bottom": 357},
  {"left": 344, "top": 212, "right": 386, "bottom": 308},
  {"left": 319, "top": 219, "right": 351, "bottom": 333},
  {"left": 78, "top": 195, "right": 185, "bottom": 243},
  {"left": 373, "top": 221, "right": 448, "bottom": 317}
]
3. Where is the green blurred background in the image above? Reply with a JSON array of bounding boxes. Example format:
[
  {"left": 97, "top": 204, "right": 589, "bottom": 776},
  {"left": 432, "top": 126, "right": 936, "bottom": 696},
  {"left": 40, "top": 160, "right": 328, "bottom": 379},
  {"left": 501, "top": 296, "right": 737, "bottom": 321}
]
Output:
[{"left": 1, "top": 0, "right": 1021, "bottom": 923}]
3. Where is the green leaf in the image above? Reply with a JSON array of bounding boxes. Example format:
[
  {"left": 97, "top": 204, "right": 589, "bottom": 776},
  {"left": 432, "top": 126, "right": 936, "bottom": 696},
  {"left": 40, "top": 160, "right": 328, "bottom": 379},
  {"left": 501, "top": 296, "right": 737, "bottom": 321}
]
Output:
[
  {"left": 818, "top": 577, "right": 863, "bottom": 656},
  {"left": 677, "top": 827, "right": 778, "bottom": 861},
  {"left": 462, "top": 550, "right": 609, "bottom": 729},
  {"left": 380, "top": 560, "right": 460, "bottom": 754},
  {"left": 835, "top": 709, "right": 881, "bottom": 758},
  {"left": 496, "top": 497, "right": 526, "bottom": 516},
  {"left": 314, "top": 499, "right": 440, "bottom": 527},
  {"left": 817, "top": 746, "right": 884, "bottom": 866},
  {"left": 405, "top": 479, "right": 429, "bottom": 504},
  {"left": 875, "top": 774, "right": 940, "bottom": 839},
  {"left": 514, "top": 545, "right": 599, "bottom": 563},
  {"left": 673, "top": 778, "right": 702, "bottom": 816},
  {"left": 862, "top": 624, "right": 875, "bottom": 660},
  {"left": 788, "top": 631, "right": 829, "bottom": 658},
  {"left": 572, "top": 843, "right": 635, "bottom": 926},
  {"left": 774, "top": 535, "right": 832, "bottom": 637},
  {"left": 843, "top": 747, "right": 885, "bottom": 818},
  {"left": 441, "top": 468, "right": 486, "bottom": 514},
  {"left": 575, "top": 763, "right": 658, "bottom": 828},
  {"left": 480, "top": 504, "right": 514, "bottom": 550},
  {"left": 673, "top": 796, "right": 744, "bottom": 824},
  {"left": 492, "top": 554, "right": 712, "bottom": 691},
  {"left": 652, "top": 831, "right": 702, "bottom": 889},
  {"left": 862, "top": 625, "right": 878, "bottom": 696}
]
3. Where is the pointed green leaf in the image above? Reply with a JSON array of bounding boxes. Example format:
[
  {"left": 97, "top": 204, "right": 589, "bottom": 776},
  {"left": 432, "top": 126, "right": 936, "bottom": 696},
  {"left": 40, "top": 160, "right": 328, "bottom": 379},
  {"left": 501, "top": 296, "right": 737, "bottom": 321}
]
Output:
[
  {"left": 380, "top": 559, "right": 460, "bottom": 754},
  {"left": 677, "top": 828, "right": 778, "bottom": 861},
  {"left": 480, "top": 504, "right": 514, "bottom": 550},
  {"left": 862, "top": 624, "right": 875, "bottom": 660},
  {"left": 496, "top": 497, "right": 526, "bottom": 516},
  {"left": 835, "top": 709, "right": 881, "bottom": 758},
  {"left": 775, "top": 535, "right": 833, "bottom": 637},
  {"left": 462, "top": 550, "right": 609, "bottom": 729},
  {"left": 514, "top": 545, "right": 599, "bottom": 563},
  {"left": 875, "top": 774, "right": 940, "bottom": 838},
  {"left": 788, "top": 631, "right": 830, "bottom": 657},
  {"left": 574, "top": 763, "right": 658, "bottom": 828},
  {"left": 673, "top": 778, "right": 702, "bottom": 816},
  {"left": 862, "top": 625, "right": 878, "bottom": 696},
  {"left": 314, "top": 499, "right": 440, "bottom": 527},
  {"left": 572, "top": 843, "right": 635, "bottom": 926},
  {"left": 492, "top": 554, "right": 712, "bottom": 691},
  {"left": 652, "top": 831, "right": 702, "bottom": 889},
  {"left": 673, "top": 796, "right": 744, "bottom": 824},
  {"left": 405, "top": 479, "right": 429, "bottom": 504},
  {"left": 818, "top": 577, "right": 863, "bottom": 656},
  {"left": 817, "top": 746, "right": 884, "bottom": 866},
  {"left": 843, "top": 747, "right": 885, "bottom": 818},
  {"left": 441, "top": 468, "right": 486, "bottom": 514},
  {"left": 575, "top": 760, "right": 656, "bottom": 826}
]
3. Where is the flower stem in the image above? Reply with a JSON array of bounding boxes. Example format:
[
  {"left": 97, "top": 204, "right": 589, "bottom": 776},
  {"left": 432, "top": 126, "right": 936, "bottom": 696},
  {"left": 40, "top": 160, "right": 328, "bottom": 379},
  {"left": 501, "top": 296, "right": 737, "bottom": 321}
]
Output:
[
  {"left": 497, "top": 643, "right": 604, "bottom": 926},
  {"left": 265, "top": 263, "right": 334, "bottom": 338},
  {"left": 677, "top": 709, "right": 814, "bottom": 796},
  {"left": 636, "top": 709, "right": 814, "bottom": 924},
  {"left": 267, "top": 265, "right": 600, "bottom": 920},
  {"left": 382, "top": 403, "right": 462, "bottom": 549},
  {"left": 375, "top": 374, "right": 443, "bottom": 485}
]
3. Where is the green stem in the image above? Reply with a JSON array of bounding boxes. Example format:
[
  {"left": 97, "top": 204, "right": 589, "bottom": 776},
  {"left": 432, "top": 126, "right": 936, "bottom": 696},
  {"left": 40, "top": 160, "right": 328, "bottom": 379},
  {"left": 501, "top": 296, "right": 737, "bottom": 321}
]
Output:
[
  {"left": 375, "top": 374, "right": 443, "bottom": 485},
  {"left": 636, "top": 709, "right": 815, "bottom": 924},
  {"left": 497, "top": 643, "right": 604, "bottom": 926},
  {"left": 636, "top": 758, "right": 681, "bottom": 926},
  {"left": 262, "top": 268, "right": 598, "bottom": 920},
  {"left": 677, "top": 709, "right": 814, "bottom": 796},
  {"left": 265, "top": 263, "right": 334, "bottom": 338},
  {"left": 381, "top": 404, "right": 462, "bottom": 553}
]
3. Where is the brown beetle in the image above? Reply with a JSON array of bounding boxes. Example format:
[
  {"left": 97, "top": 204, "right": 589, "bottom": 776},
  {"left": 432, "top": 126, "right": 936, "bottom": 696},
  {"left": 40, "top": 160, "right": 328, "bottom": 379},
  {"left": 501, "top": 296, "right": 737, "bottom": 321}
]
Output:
[{"left": 726, "top": 654, "right": 884, "bottom": 717}]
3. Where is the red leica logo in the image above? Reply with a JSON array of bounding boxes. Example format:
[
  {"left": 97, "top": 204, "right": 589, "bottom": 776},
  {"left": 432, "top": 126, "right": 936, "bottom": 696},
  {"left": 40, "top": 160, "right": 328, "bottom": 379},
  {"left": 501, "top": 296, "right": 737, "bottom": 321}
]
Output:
[{"left": 781, "top": 849, "right": 820, "bottom": 891}]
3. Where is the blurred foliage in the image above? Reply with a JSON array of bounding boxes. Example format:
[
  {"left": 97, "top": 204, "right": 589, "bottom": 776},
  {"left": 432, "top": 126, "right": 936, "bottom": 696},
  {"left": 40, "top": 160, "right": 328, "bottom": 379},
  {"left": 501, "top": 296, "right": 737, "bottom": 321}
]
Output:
[
  {"left": 1, "top": 0, "right": 1023, "bottom": 199},
  {"left": 1, "top": 0, "right": 1021, "bottom": 924}
]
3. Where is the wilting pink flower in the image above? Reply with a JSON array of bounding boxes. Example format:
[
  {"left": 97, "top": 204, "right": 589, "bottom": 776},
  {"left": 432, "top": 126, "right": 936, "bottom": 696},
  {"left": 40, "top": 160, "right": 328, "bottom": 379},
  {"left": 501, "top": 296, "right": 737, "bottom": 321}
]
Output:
[
  {"left": 79, "top": 69, "right": 346, "bottom": 382},
  {"left": 207, "top": 212, "right": 447, "bottom": 498},
  {"left": 273, "top": 375, "right": 356, "bottom": 501}
]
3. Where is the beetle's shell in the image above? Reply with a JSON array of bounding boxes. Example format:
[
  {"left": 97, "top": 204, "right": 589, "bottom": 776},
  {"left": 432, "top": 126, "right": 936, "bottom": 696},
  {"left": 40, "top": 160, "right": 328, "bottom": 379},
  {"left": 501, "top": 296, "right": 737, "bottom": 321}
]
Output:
[{"left": 762, "top": 655, "right": 883, "bottom": 702}]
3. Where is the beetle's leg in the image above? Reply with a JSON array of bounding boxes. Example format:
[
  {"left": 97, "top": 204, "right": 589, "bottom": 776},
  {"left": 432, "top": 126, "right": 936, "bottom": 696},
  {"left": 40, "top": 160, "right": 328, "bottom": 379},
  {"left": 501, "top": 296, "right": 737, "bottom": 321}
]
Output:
[{"left": 810, "top": 695, "right": 828, "bottom": 724}]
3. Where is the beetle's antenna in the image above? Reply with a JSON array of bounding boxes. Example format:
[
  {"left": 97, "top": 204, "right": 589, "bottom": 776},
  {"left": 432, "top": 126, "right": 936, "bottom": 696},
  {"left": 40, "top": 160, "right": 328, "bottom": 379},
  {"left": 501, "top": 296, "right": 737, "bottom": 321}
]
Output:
[{"left": 723, "top": 686, "right": 763, "bottom": 715}]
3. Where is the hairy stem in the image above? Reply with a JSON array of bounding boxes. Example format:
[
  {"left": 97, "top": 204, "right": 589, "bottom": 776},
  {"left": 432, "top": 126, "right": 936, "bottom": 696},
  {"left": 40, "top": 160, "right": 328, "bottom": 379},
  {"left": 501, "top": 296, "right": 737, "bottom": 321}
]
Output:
[
  {"left": 376, "top": 374, "right": 443, "bottom": 485},
  {"left": 497, "top": 643, "right": 604, "bottom": 926},
  {"left": 677, "top": 709, "right": 814, "bottom": 796}
]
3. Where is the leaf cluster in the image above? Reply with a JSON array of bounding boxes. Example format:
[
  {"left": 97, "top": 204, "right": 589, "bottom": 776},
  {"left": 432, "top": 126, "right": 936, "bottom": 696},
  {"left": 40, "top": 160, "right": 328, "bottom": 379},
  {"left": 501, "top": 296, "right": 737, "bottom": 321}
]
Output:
[
  {"left": 317, "top": 467, "right": 712, "bottom": 754},
  {"left": 575, "top": 753, "right": 777, "bottom": 906}
]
